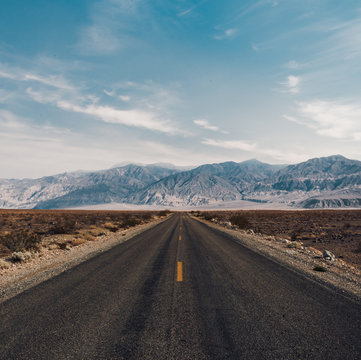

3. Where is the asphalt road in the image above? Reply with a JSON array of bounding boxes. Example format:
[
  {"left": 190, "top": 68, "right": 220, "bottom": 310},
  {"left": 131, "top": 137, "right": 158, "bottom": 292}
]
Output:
[{"left": 1, "top": 213, "right": 361, "bottom": 359}]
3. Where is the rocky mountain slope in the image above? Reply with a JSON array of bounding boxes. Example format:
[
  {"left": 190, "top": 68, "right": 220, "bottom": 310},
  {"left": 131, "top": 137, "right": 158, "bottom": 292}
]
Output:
[
  {"left": 1, "top": 155, "right": 361, "bottom": 209},
  {"left": 0, "top": 165, "right": 178, "bottom": 209}
]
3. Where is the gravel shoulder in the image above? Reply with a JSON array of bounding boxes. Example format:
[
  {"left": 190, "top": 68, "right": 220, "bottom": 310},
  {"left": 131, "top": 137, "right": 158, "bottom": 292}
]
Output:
[
  {"left": 0, "top": 215, "right": 170, "bottom": 304},
  {"left": 194, "top": 216, "right": 361, "bottom": 301}
]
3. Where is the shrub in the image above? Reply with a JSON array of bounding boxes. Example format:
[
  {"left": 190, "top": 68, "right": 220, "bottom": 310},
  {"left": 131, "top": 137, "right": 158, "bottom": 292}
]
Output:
[
  {"left": 58, "top": 242, "right": 71, "bottom": 250},
  {"left": 49, "top": 220, "right": 77, "bottom": 235},
  {"left": 121, "top": 218, "right": 141, "bottom": 228},
  {"left": 158, "top": 210, "right": 171, "bottom": 217},
  {"left": 287, "top": 242, "right": 303, "bottom": 249},
  {"left": 313, "top": 265, "right": 327, "bottom": 272},
  {"left": 203, "top": 213, "right": 214, "bottom": 221},
  {"left": 141, "top": 213, "right": 152, "bottom": 221},
  {"left": 11, "top": 251, "right": 32, "bottom": 263},
  {"left": 103, "top": 222, "right": 120, "bottom": 232},
  {"left": 229, "top": 215, "right": 250, "bottom": 230},
  {"left": 0, "top": 231, "right": 41, "bottom": 252}
]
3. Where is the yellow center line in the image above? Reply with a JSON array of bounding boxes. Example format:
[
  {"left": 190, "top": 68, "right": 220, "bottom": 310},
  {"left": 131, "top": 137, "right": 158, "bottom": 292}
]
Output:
[{"left": 177, "top": 261, "right": 183, "bottom": 282}]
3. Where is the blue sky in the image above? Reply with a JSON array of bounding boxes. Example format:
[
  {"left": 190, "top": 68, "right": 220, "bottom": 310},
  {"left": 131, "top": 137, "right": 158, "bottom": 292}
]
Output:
[{"left": 1, "top": 0, "right": 361, "bottom": 178}]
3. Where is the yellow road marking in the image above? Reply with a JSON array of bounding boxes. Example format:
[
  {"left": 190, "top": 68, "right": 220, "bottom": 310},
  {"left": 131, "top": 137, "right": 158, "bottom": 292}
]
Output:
[{"left": 177, "top": 261, "right": 183, "bottom": 282}]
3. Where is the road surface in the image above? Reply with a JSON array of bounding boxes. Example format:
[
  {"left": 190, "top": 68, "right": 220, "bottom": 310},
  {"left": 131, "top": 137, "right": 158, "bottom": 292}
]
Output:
[{"left": 1, "top": 213, "right": 360, "bottom": 359}]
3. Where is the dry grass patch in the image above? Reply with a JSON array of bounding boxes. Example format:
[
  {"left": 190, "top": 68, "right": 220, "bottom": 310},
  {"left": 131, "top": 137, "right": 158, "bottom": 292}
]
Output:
[
  {"left": 70, "top": 238, "right": 87, "bottom": 247},
  {"left": 287, "top": 242, "right": 303, "bottom": 249},
  {"left": 0, "top": 259, "right": 11, "bottom": 269},
  {"left": 0, "top": 230, "right": 41, "bottom": 253}
]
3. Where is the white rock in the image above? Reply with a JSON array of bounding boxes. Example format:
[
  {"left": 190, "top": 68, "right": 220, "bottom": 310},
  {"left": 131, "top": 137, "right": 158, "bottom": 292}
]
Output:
[{"left": 323, "top": 250, "right": 335, "bottom": 261}]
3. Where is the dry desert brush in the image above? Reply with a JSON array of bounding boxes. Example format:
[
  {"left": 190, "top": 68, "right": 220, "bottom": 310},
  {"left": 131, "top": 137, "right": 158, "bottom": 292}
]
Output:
[
  {"left": 0, "top": 230, "right": 42, "bottom": 252},
  {"left": 229, "top": 215, "right": 250, "bottom": 230}
]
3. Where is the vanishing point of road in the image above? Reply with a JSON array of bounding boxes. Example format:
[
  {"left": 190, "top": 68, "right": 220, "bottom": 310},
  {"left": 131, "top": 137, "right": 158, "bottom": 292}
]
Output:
[{"left": 1, "top": 213, "right": 360, "bottom": 359}]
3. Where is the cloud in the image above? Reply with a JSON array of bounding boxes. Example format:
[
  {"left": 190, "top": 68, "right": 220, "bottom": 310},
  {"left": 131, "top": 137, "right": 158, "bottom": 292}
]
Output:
[
  {"left": 284, "top": 60, "right": 303, "bottom": 70},
  {"left": 117, "top": 80, "right": 180, "bottom": 110},
  {"left": 104, "top": 89, "right": 131, "bottom": 102},
  {"left": 0, "top": 89, "right": 14, "bottom": 103},
  {"left": 0, "top": 110, "right": 198, "bottom": 178},
  {"left": 104, "top": 89, "right": 115, "bottom": 97},
  {"left": 2, "top": 60, "right": 183, "bottom": 136},
  {"left": 0, "top": 110, "right": 127, "bottom": 178},
  {"left": 58, "top": 101, "right": 178, "bottom": 134},
  {"left": 321, "top": 16, "right": 361, "bottom": 61},
  {"left": 284, "top": 99, "right": 361, "bottom": 140},
  {"left": 194, "top": 119, "right": 219, "bottom": 132},
  {"left": 202, "top": 138, "right": 257, "bottom": 151},
  {"left": 251, "top": 43, "right": 260, "bottom": 52},
  {"left": 282, "top": 75, "right": 301, "bottom": 94},
  {"left": 78, "top": 24, "right": 120, "bottom": 54},
  {"left": 119, "top": 95, "right": 131, "bottom": 102},
  {"left": 214, "top": 28, "right": 237, "bottom": 40},
  {"left": 0, "top": 63, "right": 75, "bottom": 90},
  {"left": 26, "top": 86, "right": 180, "bottom": 134},
  {"left": 236, "top": 0, "right": 279, "bottom": 19},
  {"left": 178, "top": 0, "right": 210, "bottom": 17},
  {"left": 201, "top": 136, "right": 311, "bottom": 163},
  {"left": 76, "top": 0, "right": 142, "bottom": 55}
]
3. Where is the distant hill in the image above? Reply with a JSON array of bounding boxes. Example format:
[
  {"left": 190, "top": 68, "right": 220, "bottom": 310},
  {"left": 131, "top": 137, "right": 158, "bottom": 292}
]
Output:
[{"left": 1, "top": 156, "right": 361, "bottom": 209}]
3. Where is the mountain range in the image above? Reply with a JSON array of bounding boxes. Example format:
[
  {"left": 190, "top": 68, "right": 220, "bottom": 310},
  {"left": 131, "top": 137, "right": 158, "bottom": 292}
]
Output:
[{"left": 1, "top": 155, "right": 361, "bottom": 209}]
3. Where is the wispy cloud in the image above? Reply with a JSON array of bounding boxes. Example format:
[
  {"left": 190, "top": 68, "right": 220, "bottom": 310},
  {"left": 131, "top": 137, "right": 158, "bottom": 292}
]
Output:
[
  {"left": 119, "top": 95, "right": 131, "bottom": 102},
  {"left": 178, "top": 0, "right": 209, "bottom": 17},
  {"left": 320, "top": 15, "right": 361, "bottom": 61},
  {"left": 284, "top": 60, "right": 303, "bottom": 70},
  {"left": 214, "top": 28, "right": 237, "bottom": 40},
  {"left": 235, "top": 0, "right": 279, "bottom": 19},
  {"left": 77, "top": 0, "right": 142, "bottom": 55},
  {"left": 2, "top": 60, "right": 184, "bottom": 135},
  {"left": 104, "top": 89, "right": 131, "bottom": 102},
  {"left": 117, "top": 80, "right": 181, "bottom": 110},
  {"left": 202, "top": 136, "right": 310, "bottom": 163},
  {"left": 0, "top": 109, "right": 196, "bottom": 178},
  {"left": 78, "top": 24, "right": 120, "bottom": 54},
  {"left": 202, "top": 138, "right": 257, "bottom": 151},
  {"left": 194, "top": 119, "right": 219, "bottom": 132},
  {"left": 0, "top": 89, "right": 14, "bottom": 103},
  {"left": 0, "top": 110, "right": 129, "bottom": 178},
  {"left": 284, "top": 99, "right": 361, "bottom": 140},
  {"left": 0, "top": 63, "right": 75, "bottom": 90},
  {"left": 281, "top": 75, "right": 301, "bottom": 94},
  {"left": 59, "top": 101, "right": 178, "bottom": 134},
  {"left": 251, "top": 43, "right": 260, "bottom": 52},
  {"left": 26, "top": 87, "right": 180, "bottom": 134}
]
